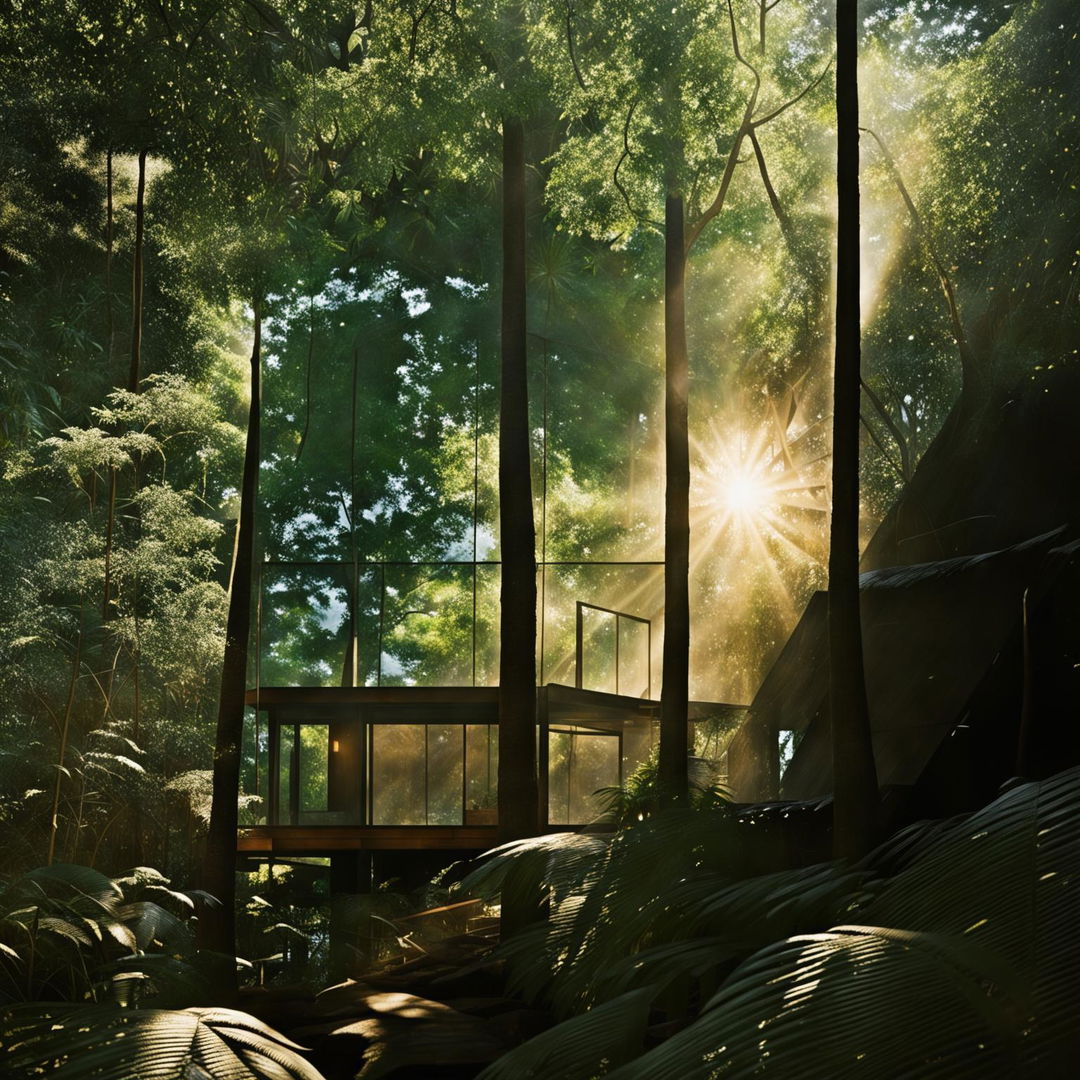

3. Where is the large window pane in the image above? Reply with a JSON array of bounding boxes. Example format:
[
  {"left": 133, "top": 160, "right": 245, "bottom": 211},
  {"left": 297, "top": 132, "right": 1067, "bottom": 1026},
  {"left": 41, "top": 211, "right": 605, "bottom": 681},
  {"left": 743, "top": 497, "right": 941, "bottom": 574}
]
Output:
[
  {"left": 622, "top": 717, "right": 656, "bottom": 777},
  {"left": 370, "top": 725, "right": 426, "bottom": 824},
  {"left": 258, "top": 564, "right": 351, "bottom": 687},
  {"left": 534, "top": 340, "right": 663, "bottom": 565},
  {"left": 540, "top": 565, "right": 663, "bottom": 694},
  {"left": 618, "top": 617, "right": 651, "bottom": 698},
  {"left": 473, "top": 565, "right": 500, "bottom": 687},
  {"left": 569, "top": 731, "right": 620, "bottom": 823},
  {"left": 580, "top": 606, "right": 617, "bottom": 694},
  {"left": 465, "top": 724, "right": 498, "bottom": 812},
  {"left": 548, "top": 728, "right": 621, "bottom": 825},
  {"left": 298, "top": 724, "right": 329, "bottom": 821},
  {"left": 241, "top": 707, "right": 268, "bottom": 825},
  {"left": 370, "top": 723, "right": 466, "bottom": 825},
  {"left": 426, "top": 725, "right": 464, "bottom": 824},
  {"left": 276, "top": 725, "right": 293, "bottom": 825},
  {"left": 381, "top": 565, "right": 474, "bottom": 686}
]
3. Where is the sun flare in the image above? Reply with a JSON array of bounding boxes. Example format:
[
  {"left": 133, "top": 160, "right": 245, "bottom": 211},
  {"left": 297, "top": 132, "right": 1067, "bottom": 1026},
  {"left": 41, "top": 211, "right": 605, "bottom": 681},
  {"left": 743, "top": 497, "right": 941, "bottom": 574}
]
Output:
[{"left": 720, "top": 470, "right": 772, "bottom": 515}]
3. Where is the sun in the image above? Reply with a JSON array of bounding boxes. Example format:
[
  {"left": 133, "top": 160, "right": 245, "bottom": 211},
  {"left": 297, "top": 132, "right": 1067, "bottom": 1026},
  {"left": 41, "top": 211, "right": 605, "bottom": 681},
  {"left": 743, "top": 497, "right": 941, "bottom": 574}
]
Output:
[
  {"left": 691, "top": 405, "right": 831, "bottom": 571},
  {"left": 720, "top": 469, "right": 771, "bottom": 515}
]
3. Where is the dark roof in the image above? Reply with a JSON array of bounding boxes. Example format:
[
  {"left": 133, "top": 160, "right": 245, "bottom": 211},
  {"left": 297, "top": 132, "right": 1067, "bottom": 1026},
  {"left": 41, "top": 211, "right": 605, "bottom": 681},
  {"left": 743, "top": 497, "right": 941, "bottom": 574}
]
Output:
[{"left": 728, "top": 528, "right": 1079, "bottom": 801}]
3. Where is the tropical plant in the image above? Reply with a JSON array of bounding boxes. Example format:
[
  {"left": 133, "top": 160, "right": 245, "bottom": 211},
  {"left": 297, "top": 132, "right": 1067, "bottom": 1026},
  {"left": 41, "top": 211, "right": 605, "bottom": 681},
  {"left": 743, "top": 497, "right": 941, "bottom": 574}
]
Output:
[
  {"left": 463, "top": 765, "right": 1080, "bottom": 1078},
  {"left": 0, "top": 1004, "right": 324, "bottom": 1080},
  {"left": 0, "top": 864, "right": 205, "bottom": 1007},
  {"left": 594, "top": 753, "right": 731, "bottom": 828}
]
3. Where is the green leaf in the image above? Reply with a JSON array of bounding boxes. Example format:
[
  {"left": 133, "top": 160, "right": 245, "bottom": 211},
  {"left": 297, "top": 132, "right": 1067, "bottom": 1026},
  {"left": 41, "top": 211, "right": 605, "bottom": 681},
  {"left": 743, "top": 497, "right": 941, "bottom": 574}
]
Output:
[{"left": 1, "top": 1004, "right": 326, "bottom": 1080}]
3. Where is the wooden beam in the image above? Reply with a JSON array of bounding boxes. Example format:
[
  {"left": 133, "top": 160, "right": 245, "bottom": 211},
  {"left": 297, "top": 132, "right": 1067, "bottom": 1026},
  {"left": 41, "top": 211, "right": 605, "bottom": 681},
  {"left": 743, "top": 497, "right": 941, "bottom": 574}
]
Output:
[{"left": 237, "top": 825, "right": 500, "bottom": 853}]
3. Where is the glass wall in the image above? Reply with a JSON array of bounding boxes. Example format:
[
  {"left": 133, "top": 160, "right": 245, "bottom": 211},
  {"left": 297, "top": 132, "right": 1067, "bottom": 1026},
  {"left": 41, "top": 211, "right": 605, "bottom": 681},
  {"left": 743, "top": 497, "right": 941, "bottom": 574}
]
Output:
[
  {"left": 576, "top": 603, "right": 652, "bottom": 697},
  {"left": 369, "top": 724, "right": 465, "bottom": 825},
  {"left": 465, "top": 724, "right": 498, "bottom": 814},
  {"left": 298, "top": 724, "right": 329, "bottom": 820},
  {"left": 541, "top": 564, "right": 663, "bottom": 692},
  {"left": 547, "top": 725, "right": 621, "bottom": 826}
]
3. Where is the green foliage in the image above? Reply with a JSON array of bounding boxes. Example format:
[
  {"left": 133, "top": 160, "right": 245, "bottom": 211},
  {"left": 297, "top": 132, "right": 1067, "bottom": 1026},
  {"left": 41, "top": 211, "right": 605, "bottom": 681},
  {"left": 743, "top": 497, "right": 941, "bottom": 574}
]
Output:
[
  {"left": 0, "top": 371, "right": 239, "bottom": 873},
  {"left": 1, "top": 1003, "right": 324, "bottom": 1080},
  {"left": 0, "top": 864, "right": 205, "bottom": 1008},
  {"left": 594, "top": 752, "right": 731, "bottom": 827},
  {"left": 468, "top": 767, "right": 1080, "bottom": 1078},
  {"left": 0, "top": 12, "right": 1077, "bottom": 1077}
]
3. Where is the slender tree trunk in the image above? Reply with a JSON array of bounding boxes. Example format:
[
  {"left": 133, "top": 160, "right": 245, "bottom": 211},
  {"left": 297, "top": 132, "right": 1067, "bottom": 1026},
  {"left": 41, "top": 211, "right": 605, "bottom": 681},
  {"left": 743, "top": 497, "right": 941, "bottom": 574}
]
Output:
[
  {"left": 202, "top": 301, "right": 262, "bottom": 972},
  {"left": 659, "top": 194, "right": 690, "bottom": 807},
  {"left": 497, "top": 116, "right": 539, "bottom": 848},
  {"left": 830, "top": 0, "right": 879, "bottom": 860},
  {"left": 47, "top": 624, "right": 83, "bottom": 866},
  {"left": 105, "top": 148, "right": 114, "bottom": 362},
  {"left": 103, "top": 148, "right": 148, "bottom": 620},
  {"left": 129, "top": 148, "right": 147, "bottom": 393},
  {"left": 102, "top": 466, "right": 117, "bottom": 621}
]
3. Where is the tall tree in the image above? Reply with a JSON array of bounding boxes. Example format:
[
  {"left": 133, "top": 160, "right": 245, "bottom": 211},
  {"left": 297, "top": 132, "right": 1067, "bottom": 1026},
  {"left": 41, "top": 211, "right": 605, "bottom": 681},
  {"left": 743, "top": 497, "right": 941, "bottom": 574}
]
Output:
[
  {"left": 497, "top": 98, "right": 539, "bottom": 840},
  {"left": 539, "top": 0, "right": 832, "bottom": 803},
  {"left": 202, "top": 300, "right": 261, "bottom": 970},
  {"left": 829, "top": 0, "right": 879, "bottom": 859},
  {"left": 660, "top": 191, "right": 691, "bottom": 804}
]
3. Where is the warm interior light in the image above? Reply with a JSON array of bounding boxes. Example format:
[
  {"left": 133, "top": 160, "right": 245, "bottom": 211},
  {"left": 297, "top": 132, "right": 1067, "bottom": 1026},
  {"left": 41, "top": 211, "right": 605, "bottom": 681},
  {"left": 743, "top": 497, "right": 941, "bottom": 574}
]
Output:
[{"left": 332, "top": 739, "right": 340, "bottom": 753}]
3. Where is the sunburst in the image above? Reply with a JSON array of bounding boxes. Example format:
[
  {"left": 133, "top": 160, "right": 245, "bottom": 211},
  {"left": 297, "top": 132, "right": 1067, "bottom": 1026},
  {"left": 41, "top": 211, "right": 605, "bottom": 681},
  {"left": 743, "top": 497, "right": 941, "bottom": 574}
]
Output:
[{"left": 691, "top": 401, "right": 831, "bottom": 627}]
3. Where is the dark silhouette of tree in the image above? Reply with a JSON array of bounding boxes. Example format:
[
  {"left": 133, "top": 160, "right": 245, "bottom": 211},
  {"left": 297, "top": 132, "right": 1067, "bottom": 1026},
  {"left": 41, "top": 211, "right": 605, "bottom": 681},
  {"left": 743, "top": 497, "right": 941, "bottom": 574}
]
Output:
[
  {"left": 497, "top": 116, "right": 540, "bottom": 846},
  {"left": 658, "top": 193, "right": 691, "bottom": 805},
  {"left": 830, "top": 0, "right": 879, "bottom": 860},
  {"left": 202, "top": 300, "right": 262, "bottom": 974}
]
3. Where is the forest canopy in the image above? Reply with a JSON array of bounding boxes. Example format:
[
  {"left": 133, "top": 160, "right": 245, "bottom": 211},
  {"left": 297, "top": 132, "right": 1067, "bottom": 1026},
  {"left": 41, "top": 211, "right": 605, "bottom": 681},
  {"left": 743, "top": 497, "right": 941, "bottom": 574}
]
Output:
[
  {"left": 1, "top": 0, "right": 1076, "bottom": 870},
  {"left": 0, "top": 2, "right": 1078, "bottom": 1075}
]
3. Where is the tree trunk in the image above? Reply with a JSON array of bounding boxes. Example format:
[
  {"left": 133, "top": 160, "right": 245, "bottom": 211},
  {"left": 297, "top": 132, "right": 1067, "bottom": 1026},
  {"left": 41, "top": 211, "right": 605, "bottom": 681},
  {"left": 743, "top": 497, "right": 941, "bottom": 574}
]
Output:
[
  {"left": 830, "top": 0, "right": 879, "bottom": 860},
  {"left": 105, "top": 147, "right": 113, "bottom": 361},
  {"left": 496, "top": 116, "right": 539, "bottom": 848},
  {"left": 103, "top": 465, "right": 117, "bottom": 621},
  {"left": 659, "top": 193, "right": 690, "bottom": 807},
  {"left": 129, "top": 148, "right": 147, "bottom": 393},
  {"left": 47, "top": 624, "right": 83, "bottom": 866},
  {"left": 202, "top": 301, "right": 262, "bottom": 973},
  {"left": 103, "top": 147, "right": 147, "bottom": 620}
]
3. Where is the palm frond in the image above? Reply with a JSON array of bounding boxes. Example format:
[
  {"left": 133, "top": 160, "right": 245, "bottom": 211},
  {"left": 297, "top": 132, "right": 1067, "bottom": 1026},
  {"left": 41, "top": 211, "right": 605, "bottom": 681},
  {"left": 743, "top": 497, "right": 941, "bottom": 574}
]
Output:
[
  {"left": 474, "top": 988, "right": 654, "bottom": 1080},
  {"left": 477, "top": 766, "right": 1080, "bottom": 1078},
  {"left": 0, "top": 1004, "right": 326, "bottom": 1080},
  {"left": 604, "top": 927, "right": 1026, "bottom": 1080}
]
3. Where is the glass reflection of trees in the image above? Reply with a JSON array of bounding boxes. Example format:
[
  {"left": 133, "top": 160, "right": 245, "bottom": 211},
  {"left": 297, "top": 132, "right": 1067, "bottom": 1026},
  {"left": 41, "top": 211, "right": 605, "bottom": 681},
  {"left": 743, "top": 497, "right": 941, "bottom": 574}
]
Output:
[
  {"left": 548, "top": 726, "right": 622, "bottom": 826},
  {"left": 369, "top": 723, "right": 498, "bottom": 825}
]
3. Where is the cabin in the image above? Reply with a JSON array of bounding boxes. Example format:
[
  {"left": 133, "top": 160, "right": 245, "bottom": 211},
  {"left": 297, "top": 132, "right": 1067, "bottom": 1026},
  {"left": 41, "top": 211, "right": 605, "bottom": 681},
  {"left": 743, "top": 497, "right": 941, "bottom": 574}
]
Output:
[
  {"left": 236, "top": 318, "right": 752, "bottom": 905},
  {"left": 237, "top": 588, "right": 744, "bottom": 889}
]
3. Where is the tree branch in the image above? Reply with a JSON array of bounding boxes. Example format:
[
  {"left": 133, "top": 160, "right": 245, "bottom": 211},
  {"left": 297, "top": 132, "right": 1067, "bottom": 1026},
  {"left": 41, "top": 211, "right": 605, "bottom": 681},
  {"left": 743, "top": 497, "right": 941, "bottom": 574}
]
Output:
[
  {"left": 861, "top": 375, "right": 912, "bottom": 480},
  {"left": 751, "top": 56, "right": 833, "bottom": 129},
  {"left": 749, "top": 127, "right": 793, "bottom": 239},
  {"left": 613, "top": 99, "right": 648, "bottom": 224},
  {"left": 565, "top": 2, "right": 588, "bottom": 91},
  {"left": 860, "top": 412, "right": 907, "bottom": 484},
  {"left": 683, "top": 0, "right": 760, "bottom": 254},
  {"left": 862, "top": 125, "right": 981, "bottom": 395}
]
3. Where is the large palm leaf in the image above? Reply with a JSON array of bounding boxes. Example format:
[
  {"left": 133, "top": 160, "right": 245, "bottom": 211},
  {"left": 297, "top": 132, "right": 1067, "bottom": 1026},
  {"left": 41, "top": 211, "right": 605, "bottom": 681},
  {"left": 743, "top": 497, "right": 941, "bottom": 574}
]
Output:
[
  {"left": 0, "top": 1004, "right": 325, "bottom": 1080},
  {"left": 0, "top": 864, "right": 207, "bottom": 1006},
  {"left": 462, "top": 809, "right": 865, "bottom": 1014},
  {"left": 473, "top": 767, "right": 1080, "bottom": 1078}
]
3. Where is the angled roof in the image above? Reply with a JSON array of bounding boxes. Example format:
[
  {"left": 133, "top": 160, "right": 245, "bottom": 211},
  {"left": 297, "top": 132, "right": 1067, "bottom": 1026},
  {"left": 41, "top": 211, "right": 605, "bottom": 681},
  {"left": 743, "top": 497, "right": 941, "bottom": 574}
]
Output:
[{"left": 729, "top": 528, "right": 1079, "bottom": 801}]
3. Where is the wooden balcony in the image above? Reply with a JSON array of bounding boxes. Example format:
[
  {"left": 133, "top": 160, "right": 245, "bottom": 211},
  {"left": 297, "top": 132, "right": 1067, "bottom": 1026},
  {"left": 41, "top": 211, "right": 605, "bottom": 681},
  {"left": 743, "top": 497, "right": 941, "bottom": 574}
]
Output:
[{"left": 237, "top": 824, "right": 500, "bottom": 855}]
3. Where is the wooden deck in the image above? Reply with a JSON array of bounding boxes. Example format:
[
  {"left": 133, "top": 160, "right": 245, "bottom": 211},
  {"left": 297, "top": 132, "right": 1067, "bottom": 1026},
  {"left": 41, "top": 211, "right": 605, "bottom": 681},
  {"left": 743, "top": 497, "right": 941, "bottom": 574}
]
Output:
[{"left": 237, "top": 824, "right": 500, "bottom": 854}]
